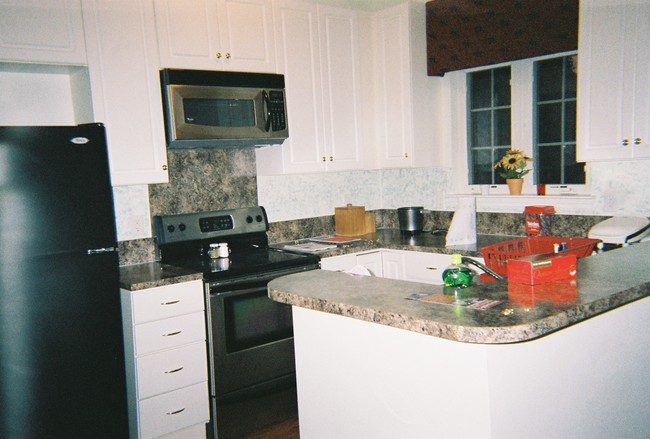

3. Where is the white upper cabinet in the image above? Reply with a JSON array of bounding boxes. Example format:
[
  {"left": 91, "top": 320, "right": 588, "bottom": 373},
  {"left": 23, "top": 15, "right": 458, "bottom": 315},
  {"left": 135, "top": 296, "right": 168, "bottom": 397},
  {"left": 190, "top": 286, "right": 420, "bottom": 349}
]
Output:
[
  {"left": 255, "top": 0, "right": 364, "bottom": 175},
  {"left": 577, "top": 0, "right": 650, "bottom": 161},
  {"left": 316, "top": 4, "right": 364, "bottom": 172},
  {"left": 82, "top": 0, "right": 169, "bottom": 186},
  {"left": 370, "top": 2, "right": 439, "bottom": 169},
  {"left": 154, "top": 0, "right": 276, "bottom": 73},
  {"left": 0, "top": 0, "right": 87, "bottom": 65}
]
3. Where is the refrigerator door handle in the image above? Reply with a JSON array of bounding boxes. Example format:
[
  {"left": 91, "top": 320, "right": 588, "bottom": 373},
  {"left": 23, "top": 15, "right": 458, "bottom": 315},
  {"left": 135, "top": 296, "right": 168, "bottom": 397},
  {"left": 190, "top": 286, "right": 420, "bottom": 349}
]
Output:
[{"left": 87, "top": 247, "right": 117, "bottom": 254}]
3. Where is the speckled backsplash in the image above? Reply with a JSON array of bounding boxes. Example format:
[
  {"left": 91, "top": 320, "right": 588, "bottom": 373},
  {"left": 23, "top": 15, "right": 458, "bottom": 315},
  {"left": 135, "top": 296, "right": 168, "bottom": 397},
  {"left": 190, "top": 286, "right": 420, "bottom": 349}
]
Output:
[{"left": 117, "top": 148, "right": 610, "bottom": 265}]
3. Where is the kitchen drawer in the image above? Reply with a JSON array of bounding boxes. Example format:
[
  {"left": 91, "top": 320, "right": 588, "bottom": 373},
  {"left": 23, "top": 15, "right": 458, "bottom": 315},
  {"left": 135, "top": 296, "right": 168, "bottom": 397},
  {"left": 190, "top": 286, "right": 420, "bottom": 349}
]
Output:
[
  {"left": 403, "top": 252, "right": 452, "bottom": 285},
  {"left": 139, "top": 382, "right": 210, "bottom": 439},
  {"left": 131, "top": 280, "right": 204, "bottom": 324},
  {"left": 137, "top": 342, "right": 208, "bottom": 399},
  {"left": 134, "top": 312, "right": 206, "bottom": 356}
]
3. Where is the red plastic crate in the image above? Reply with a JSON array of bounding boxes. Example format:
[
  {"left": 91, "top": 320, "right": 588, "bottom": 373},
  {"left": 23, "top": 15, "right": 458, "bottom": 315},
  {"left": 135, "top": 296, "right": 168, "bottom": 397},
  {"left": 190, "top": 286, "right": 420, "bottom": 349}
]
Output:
[{"left": 480, "top": 236, "right": 601, "bottom": 276}]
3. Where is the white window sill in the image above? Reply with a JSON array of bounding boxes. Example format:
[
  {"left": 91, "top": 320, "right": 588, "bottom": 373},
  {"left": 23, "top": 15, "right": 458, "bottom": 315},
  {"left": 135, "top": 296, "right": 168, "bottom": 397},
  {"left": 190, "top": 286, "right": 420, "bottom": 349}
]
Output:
[{"left": 445, "top": 193, "right": 596, "bottom": 214}]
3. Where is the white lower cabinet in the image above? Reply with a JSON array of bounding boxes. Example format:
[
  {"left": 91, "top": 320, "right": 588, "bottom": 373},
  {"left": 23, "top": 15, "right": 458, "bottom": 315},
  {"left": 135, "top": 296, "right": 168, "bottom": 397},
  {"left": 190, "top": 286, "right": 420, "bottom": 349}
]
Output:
[
  {"left": 121, "top": 280, "right": 209, "bottom": 439},
  {"left": 322, "top": 250, "right": 484, "bottom": 286}
]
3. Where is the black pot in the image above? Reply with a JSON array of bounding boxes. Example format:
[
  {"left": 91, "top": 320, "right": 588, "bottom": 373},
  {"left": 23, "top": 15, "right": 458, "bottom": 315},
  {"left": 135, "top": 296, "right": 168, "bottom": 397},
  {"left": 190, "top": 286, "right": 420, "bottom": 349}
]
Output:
[{"left": 397, "top": 207, "right": 424, "bottom": 233}]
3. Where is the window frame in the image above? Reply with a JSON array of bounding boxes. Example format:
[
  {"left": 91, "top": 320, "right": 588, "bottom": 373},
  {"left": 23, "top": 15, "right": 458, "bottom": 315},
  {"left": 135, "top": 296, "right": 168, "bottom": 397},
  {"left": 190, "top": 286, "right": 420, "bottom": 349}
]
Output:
[{"left": 447, "top": 50, "right": 589, "bottom": 197}]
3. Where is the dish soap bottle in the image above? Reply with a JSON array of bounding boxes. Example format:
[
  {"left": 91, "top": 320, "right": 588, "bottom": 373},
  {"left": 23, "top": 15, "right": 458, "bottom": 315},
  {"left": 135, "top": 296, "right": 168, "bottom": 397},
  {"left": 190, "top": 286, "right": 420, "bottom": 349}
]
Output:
[{"left": 442, "top": 254, "right": 475, "bottom": 288}]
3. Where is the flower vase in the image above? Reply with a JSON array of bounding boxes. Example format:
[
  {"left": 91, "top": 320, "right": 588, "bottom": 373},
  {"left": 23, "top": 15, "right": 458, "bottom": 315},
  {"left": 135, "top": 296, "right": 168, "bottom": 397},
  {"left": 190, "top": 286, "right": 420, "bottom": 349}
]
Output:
[{"left": 506, "top": 178, "right": 523, "bottom": 195}]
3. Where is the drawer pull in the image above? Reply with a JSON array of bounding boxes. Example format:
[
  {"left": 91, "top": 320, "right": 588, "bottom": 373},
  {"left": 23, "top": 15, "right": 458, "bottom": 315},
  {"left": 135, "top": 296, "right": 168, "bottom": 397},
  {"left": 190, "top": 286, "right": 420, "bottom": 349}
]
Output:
[
  {"left": 160, "top": 299, "right": 180, "bottom": 305},
  {"left": 163, "top": 330, "right": 182, "bottom": 337},
  {"left": 425, "top": 266, "right": 439, "bottom": 270},
  {"left": 164, "top": 366, "right": 184, "bottom": 374},
  {"left": 166, "top": 408, "right": 186, "bottom": 416}
]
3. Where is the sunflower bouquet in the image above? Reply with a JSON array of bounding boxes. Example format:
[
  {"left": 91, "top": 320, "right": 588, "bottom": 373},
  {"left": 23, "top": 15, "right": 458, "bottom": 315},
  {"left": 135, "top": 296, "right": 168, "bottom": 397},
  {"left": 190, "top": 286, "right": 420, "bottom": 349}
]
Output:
[{"left": 494, "top": 149, "right": 532, "bottom": 179}]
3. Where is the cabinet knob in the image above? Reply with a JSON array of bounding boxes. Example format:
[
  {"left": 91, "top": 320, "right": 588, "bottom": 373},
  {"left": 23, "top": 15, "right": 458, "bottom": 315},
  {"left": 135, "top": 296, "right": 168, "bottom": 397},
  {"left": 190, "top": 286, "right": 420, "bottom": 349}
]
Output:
[
  {"left": 622, "top": 139, "right": 630, "bottom": 146},
  {"left": 162, "top": 164, "right": 168, "bottom": 171},
  {"left": 216, "top": 52, "right": 222, "bottom": 59},
  {"left": 635, "top": 138, "right": 642, "bottom": 145},
  {"left": 225, "top": 52, "right": 231, "bottom": 59},
  {"left": 404, "top": 152, "right": 409, "bottom": 158},
  {"left": 322, "top": 156, "right": 326, "bottom": 162},
  {"left": 329, "top": 156, "right": 333, "bottom": 161}
]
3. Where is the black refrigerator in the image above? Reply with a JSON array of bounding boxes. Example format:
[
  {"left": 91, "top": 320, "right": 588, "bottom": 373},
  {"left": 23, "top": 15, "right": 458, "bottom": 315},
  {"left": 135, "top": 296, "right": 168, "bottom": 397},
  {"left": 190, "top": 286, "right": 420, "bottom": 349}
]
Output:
[{"left": 0, "top": 124, "right": 129, "bottom": 438}]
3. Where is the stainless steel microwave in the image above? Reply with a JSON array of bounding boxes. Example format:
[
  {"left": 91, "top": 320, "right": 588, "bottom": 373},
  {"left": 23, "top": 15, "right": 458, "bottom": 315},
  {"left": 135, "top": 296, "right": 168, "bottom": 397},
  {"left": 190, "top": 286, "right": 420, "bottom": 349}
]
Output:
[{"left": 160, "top": 69, "right": 289, "bottom": 149}]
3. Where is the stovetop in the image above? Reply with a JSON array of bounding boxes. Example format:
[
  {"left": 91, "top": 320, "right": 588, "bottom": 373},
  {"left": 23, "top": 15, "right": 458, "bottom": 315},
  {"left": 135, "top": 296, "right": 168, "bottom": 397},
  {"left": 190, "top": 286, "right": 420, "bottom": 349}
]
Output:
[{"left": 153, "top": 207, "right": 320, "bottom": 281}]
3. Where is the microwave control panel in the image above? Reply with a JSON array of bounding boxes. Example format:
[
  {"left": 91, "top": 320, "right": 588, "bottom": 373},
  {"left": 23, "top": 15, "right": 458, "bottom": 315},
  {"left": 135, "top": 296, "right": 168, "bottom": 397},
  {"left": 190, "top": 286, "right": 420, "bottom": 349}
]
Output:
[{"left": 268, "top": 90, "right": 287, "bottom": 132}]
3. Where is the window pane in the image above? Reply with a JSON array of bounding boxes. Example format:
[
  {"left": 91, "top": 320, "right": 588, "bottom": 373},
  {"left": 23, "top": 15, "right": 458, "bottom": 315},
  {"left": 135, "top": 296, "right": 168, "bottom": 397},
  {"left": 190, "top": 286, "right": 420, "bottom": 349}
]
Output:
[
  {"left": 565, "top": 56, "right": 577, "bottom": 98},
  {"left": 564, "top": 144, "right": 586, "bottom": 184},
  {"left": 494, "top": 109, "right": 511, "bottom": 145},
  {"left": 493, "top": 67, "right": 511, "bottom": 106},
  {"left": 538, "top": 144, "right": 562, "bottom": 183},
  {"left": 537, "top": 103, "right": 562, "bottom": 143},
  {"left": 470, "top": 149, "right": 493, "bottom": 184},
  {"left": 537, "top": 57, "right": 563, "bottom": 101},
  {"left": 467, "top": 67, "right": 511, "bottom": 185},
  {"left": 470, "top": 70, "right": 492, "bottom": 108},
  {"left": 565, "top": 101, "right": 576, "bottom": 142},
  {"left": 471, "top": 110, "right": 492, "bottom": 147}
]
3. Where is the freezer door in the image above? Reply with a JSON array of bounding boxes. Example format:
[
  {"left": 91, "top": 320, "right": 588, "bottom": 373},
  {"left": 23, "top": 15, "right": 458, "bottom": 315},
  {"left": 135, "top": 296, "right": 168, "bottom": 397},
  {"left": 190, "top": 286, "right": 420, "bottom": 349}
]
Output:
[{"left": 0, "top": 124, "right": 117, "bottom": 256}]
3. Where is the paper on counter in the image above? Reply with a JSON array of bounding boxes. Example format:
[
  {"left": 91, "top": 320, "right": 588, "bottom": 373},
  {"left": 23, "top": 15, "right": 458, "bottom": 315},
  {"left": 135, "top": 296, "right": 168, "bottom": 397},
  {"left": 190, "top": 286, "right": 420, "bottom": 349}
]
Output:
[{"left": 445, "top": 197, "right": 477, "bottom": 246}]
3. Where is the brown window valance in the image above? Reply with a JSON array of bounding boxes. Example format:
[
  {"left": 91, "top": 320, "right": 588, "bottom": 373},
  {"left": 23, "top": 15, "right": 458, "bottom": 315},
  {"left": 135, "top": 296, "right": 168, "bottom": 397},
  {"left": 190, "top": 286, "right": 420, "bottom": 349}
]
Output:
[{"left": 426, "top": 0, "right": 578, "bottom": 76}]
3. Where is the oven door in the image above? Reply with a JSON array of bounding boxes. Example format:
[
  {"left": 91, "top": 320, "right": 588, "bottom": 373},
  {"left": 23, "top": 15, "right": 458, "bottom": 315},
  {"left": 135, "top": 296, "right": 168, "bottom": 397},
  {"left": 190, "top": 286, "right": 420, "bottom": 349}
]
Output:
[{"left": 207, "top": 271, "right": 303, "bottom": 397}]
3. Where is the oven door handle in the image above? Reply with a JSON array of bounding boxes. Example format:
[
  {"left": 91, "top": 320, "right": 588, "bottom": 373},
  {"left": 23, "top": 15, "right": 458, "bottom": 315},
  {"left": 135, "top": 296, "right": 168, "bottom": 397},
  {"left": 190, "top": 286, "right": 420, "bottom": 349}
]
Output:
[
  {"left": 211, "top": 285, "right": 269, "bottom": 298},
  {"left": 209, "top": 264, "right": 320, "bottom": 292}
]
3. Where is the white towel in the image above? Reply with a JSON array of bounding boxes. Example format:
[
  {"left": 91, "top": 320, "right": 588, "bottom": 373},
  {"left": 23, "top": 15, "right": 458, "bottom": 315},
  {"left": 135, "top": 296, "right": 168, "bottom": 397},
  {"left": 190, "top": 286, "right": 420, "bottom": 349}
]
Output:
[
  {"left": 344, "top": 265, "right": 373, "bottom": 277},
  {"left": 445, "top": 197, "right": 477, "bottom": 246}
]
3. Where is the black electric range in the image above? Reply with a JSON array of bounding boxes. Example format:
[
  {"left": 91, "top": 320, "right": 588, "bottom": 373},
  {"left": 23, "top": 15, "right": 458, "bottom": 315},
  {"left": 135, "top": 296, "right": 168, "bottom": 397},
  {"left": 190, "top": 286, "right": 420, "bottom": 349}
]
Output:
[
  {"left": 153, "top": 206, "right": 320, "bottom": 282},
  {"left": 153, "top": 206, "right": 319, "bottom": 439}
]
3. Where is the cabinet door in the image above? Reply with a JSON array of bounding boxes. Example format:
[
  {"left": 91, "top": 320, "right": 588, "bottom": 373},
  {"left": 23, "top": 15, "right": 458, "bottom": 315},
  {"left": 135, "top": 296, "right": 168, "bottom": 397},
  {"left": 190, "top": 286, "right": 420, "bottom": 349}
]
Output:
[
  {"left": 374, "top": 4, "right": 413, "bottom": 168},
  {"left": 356, "top": 251, "right": 382, "bottom": 277},
  {"left": 256, "top": 0, "right": 326, "bottom": 174},
  {"left": 256, "top": 0, "right": 364, "bottom": 175},
  {"left": 320, "top": 253, "right": 357, "bottom": 272},
  {"left": 317, "top": 4, "right": 363, "bottom": 171},
  {"left": 82, "top": 0, "right": 169, "bottom": 185},
  {"left": 577, "top": 0, "right": 650, "bottom": 161},
  {"left": 217, "top": 0, "right": 276, "bottom": 72},
  {"left": 154, "top": 0, "right": 275, "bottom": 72},
  {"left": 381, "top": 250, "right": 404, "bottom": 280},
  {"left": 0, "top": 0, "right": 86, "bottom": 64},
  {"left": 372, "top": 2, "right": 437, "bottom": 170}
]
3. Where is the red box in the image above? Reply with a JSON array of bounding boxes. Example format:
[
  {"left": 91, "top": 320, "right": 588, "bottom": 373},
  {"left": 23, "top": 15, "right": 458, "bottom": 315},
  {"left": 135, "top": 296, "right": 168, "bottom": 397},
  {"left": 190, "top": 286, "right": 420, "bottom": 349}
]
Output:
[
  {"left": 508, "top": 278, "right": 579, "bottom": 307},
  {"left": 507, "top": 253, "right": 577, "bottom": 285}
]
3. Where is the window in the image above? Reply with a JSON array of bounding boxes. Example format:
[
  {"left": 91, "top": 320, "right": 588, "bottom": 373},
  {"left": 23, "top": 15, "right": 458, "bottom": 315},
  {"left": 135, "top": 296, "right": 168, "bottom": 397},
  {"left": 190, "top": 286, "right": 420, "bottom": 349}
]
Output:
[
  {"left": 467, "top": 67, "right": 511, "bottom": 184},
  {"left": 465, "top": 53, "right": 585, "bottom": 187},
  {"left": 534, "top": 55, "right": 585, "bottom": 184}
]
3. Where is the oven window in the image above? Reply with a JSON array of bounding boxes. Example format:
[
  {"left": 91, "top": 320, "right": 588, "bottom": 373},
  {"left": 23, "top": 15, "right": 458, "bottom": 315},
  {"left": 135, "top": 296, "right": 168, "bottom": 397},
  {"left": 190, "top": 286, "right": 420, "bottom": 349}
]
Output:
[
  {"left": 184, "top": 98, "right": 255, "bottom": 127},
  {"left": 223, "top": 289, "right": 293, "bottom": 353}
]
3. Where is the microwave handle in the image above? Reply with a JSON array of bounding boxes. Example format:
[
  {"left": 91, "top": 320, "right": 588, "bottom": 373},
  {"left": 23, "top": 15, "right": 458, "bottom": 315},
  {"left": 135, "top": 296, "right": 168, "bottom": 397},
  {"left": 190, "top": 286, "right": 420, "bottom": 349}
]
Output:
[{"left": 262, "top": 90, "right": 272, "bottom": 132}]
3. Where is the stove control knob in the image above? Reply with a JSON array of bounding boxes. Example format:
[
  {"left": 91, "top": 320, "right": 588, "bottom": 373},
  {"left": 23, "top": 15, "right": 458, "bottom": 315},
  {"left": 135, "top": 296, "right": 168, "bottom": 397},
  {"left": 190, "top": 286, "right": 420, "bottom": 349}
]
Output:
[
  {"left": 256, "top": 215, "right": 263, "bottom": 223},
  {"left": 246, "top": 215, "right": 253, "bottom": 223},
  {"left": 167, "top": 224, "right": 175, "bottom": 233},
  {"left": 178, "top": 223, "right": 186, "bottom": 231}
]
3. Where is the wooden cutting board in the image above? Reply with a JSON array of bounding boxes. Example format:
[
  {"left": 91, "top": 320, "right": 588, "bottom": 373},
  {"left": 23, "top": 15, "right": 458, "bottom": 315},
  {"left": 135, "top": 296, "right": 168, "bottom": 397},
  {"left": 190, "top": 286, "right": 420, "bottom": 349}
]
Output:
[{"left": 335, "top": 204, "right": 366, "bottom": 236}]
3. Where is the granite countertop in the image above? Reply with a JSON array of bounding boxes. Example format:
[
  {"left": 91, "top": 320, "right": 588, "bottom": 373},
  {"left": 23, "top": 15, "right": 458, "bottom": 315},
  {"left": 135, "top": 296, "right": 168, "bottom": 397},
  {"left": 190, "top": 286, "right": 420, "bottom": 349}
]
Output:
[
  {"left": 273, "top": 228, "right": 521, "bottom": 258},
  {"left": 119, "top": 262, "right": 203, "bottom": 291},
  {"left": 269, "top": 241, "right": 650, "bottom": 344}
]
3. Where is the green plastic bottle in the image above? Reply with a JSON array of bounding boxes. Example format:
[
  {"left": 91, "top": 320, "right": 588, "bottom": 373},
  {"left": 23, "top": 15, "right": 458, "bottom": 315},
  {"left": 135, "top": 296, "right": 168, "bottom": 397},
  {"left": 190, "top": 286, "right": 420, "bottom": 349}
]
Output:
[{"left": 442, "top": 254, "right": 475, "bottom": 288}]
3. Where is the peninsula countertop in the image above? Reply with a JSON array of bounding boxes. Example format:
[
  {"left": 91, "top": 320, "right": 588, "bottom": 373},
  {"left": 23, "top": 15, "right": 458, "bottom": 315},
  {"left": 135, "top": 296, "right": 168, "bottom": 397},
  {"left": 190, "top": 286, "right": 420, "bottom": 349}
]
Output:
[{"left": 269, "top": 241, "right": 650, "bottom": 344}]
